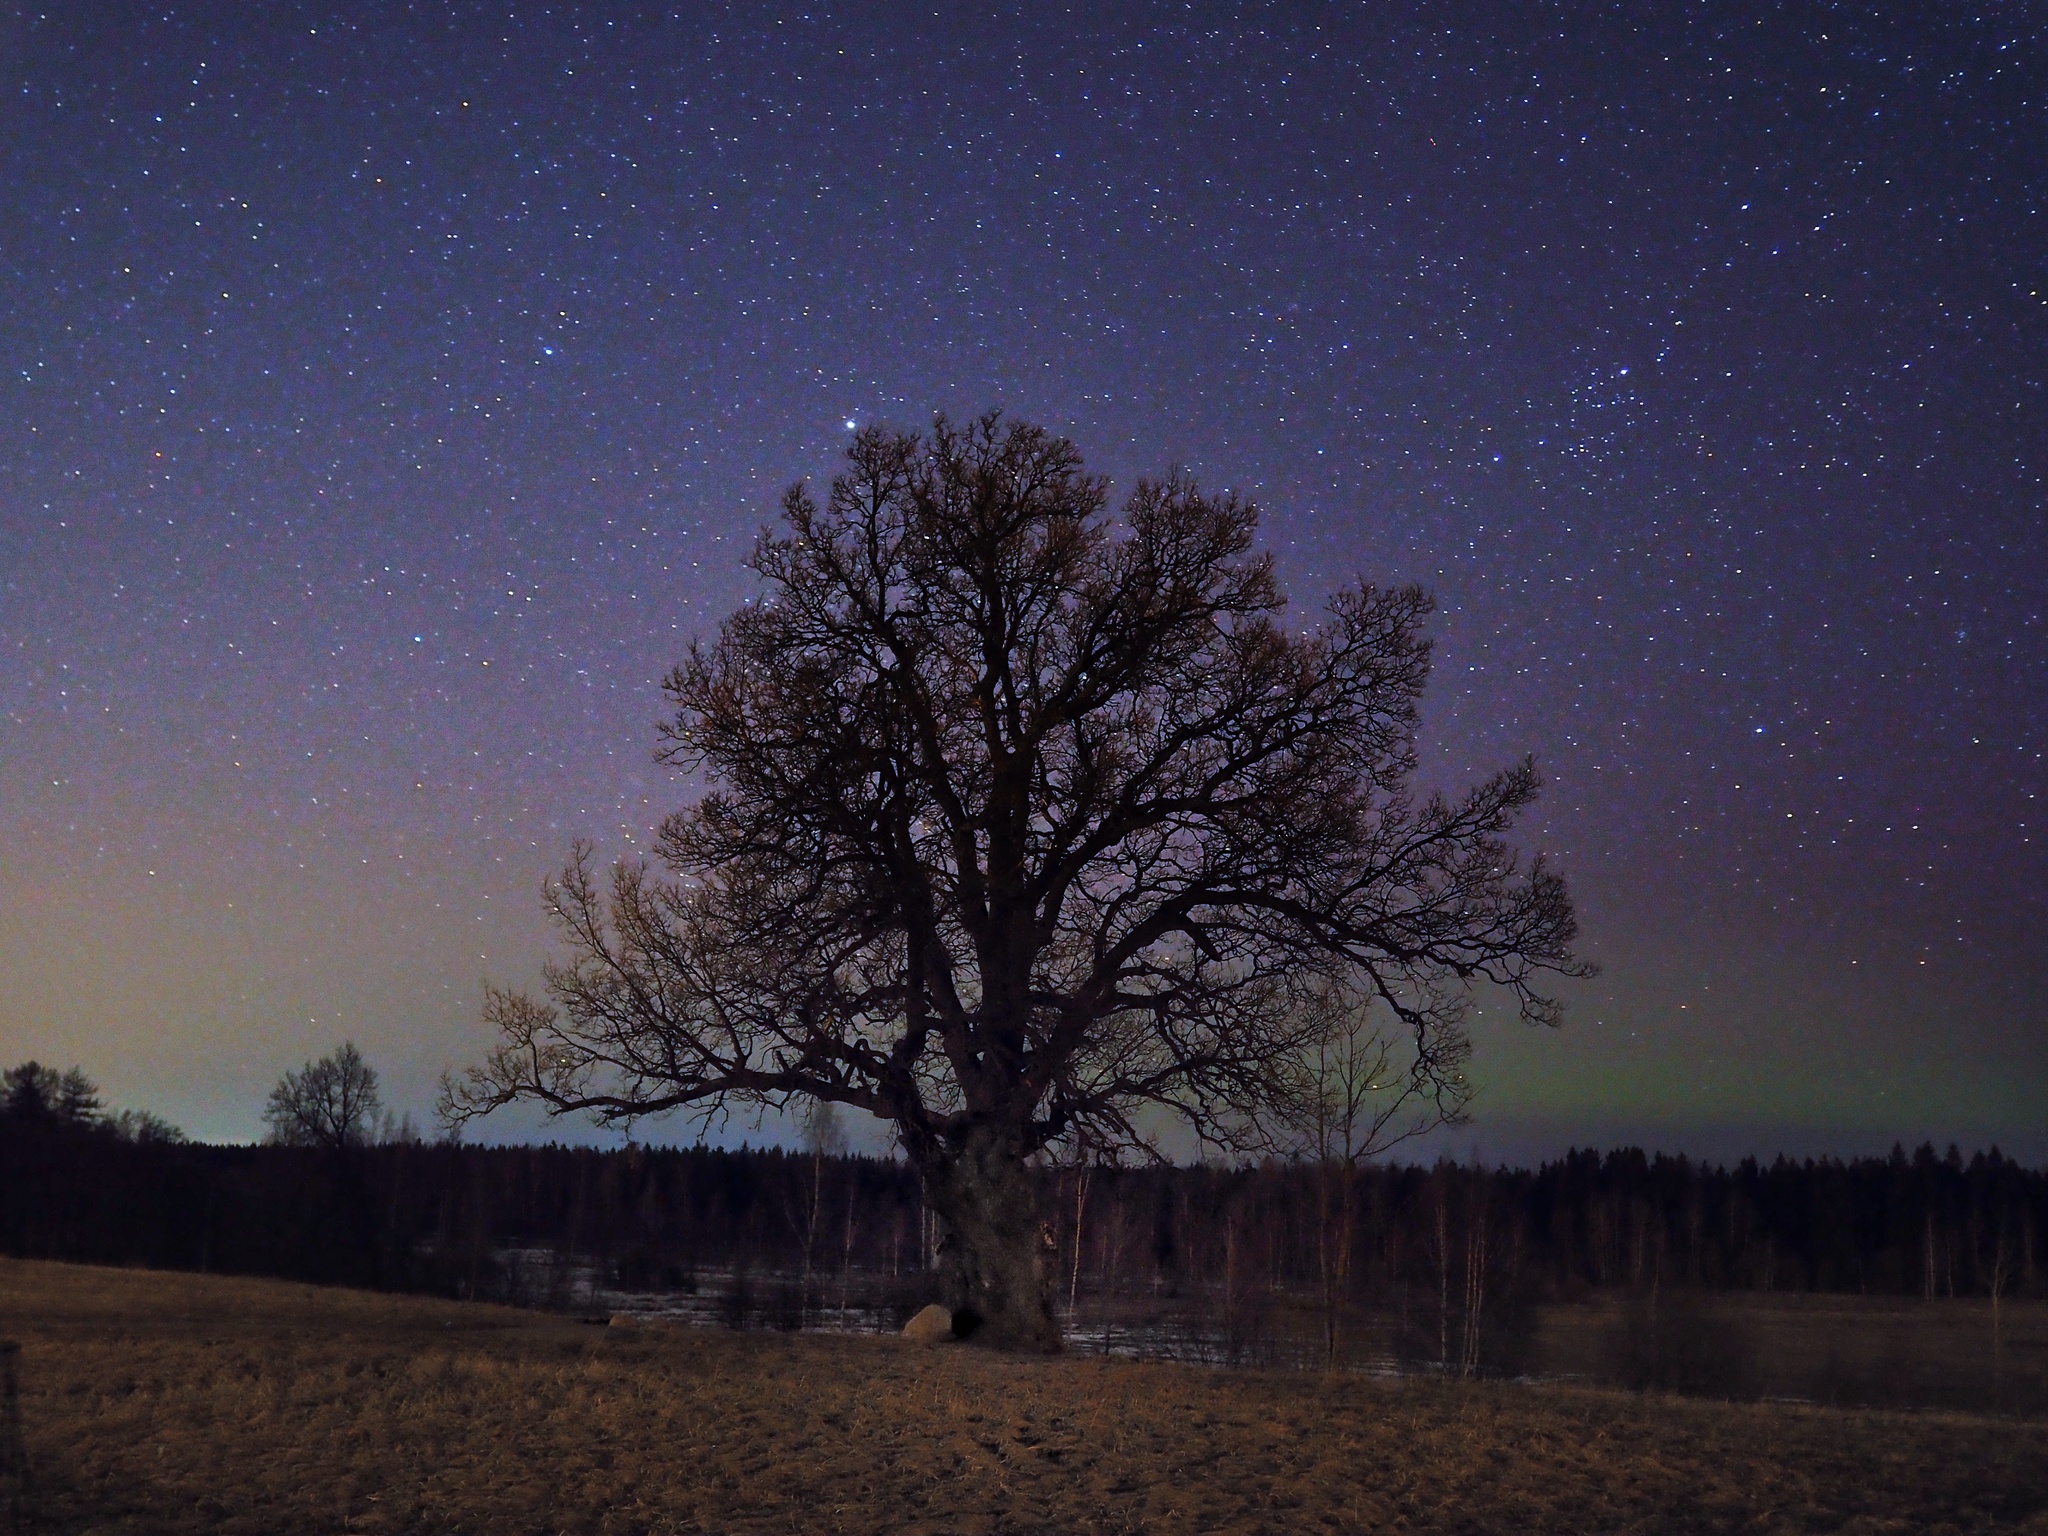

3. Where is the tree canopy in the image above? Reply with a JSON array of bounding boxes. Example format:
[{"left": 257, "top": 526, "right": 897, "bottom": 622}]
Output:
[
  {"left": 3, "top": 1061, "right": 102, "bottom": 1126},
  {"left": 447, "top": 414, "right": 1587, "bottom": 1346},
  {"left": 265, "top": 1043, "right": 382, "bottom": 1150}
]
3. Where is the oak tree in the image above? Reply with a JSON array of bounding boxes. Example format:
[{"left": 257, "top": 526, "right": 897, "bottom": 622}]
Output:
[
  {"left": 444, "top": 415, "right": 1587, "bottom": 1349},
  {"left": 265, "top": 1042, "right": 382, "bottom": 1151}
]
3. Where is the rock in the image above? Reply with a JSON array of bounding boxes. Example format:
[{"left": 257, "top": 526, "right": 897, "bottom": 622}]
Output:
[{"left": 901, "top": 1303, "right": 954, "bottom": 1342}]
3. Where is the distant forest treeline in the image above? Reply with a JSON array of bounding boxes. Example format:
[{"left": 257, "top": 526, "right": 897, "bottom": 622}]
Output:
[{"left": 3, "top": 1109, "right": 2041, "bottom": 1309}]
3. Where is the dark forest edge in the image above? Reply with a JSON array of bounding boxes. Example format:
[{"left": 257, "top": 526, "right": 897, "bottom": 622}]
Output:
[{"left": 3, "top": 1098, "right": 2039, "bottom": 1315}]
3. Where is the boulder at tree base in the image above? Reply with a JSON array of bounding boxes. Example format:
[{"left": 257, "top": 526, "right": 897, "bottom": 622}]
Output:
[{"left": 902, "top": 1304, "right": 953, "bottom": 1343}]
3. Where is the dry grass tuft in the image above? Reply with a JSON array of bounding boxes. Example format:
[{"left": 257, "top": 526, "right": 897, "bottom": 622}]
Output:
[{"left": 4, "top": 1257, "right": 2046, "bottom": 1534}]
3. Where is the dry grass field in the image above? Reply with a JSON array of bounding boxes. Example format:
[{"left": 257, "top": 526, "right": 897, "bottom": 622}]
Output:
[{"left": 4, "top": 1258, "right": 2046, "bottom": 1535}]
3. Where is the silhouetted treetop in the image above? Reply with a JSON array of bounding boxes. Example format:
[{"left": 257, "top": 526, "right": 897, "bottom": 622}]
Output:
[
  {"left": 265, "top": 1043, "right": 381, "bottom": 1150},
  {"left": 3, "top": 1062, "right": 101, "bottom": 1127},
  {"left": 448, "top": 412, "right": 1589, "bottom": 1348}
]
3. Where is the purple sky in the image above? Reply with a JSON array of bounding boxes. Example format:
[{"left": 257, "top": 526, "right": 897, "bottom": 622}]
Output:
[{"left": 3, "top": 2, "right": 2042, "bottom": 1156}]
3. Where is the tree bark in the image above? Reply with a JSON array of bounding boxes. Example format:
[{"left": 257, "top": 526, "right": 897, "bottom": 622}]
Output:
[{"left": 921, "top": 1120, "right": 1061, "bottom": 1351}]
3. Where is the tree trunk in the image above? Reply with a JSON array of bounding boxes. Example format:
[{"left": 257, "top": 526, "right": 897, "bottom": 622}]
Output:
[{"left": 920, "top": 1120, "right": 1060, "bottom": 1352}]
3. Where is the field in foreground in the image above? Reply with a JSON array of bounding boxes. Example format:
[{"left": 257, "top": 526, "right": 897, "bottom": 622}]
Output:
[{"left": 3, "top": 1259, "right": 2047, "bottom": 1535}]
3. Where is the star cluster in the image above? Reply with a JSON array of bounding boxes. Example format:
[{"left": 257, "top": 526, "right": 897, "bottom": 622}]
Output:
[{"left": 2, "top": 3, "right": 2041, "bottom": 1152}]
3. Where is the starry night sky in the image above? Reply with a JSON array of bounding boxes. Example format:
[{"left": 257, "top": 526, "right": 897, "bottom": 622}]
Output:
[{"left": 3, "top": 3, "right": 2042, "bottom": 1155}]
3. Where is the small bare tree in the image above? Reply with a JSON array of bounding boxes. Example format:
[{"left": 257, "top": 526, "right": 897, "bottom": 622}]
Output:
[
  {"left": 1059, "top": 1133, "right": 1102, "bottom": 1314},
  {"left": 443, "top": 414, "right": 1588, "bottom": 1350},
  {"left": 1988, "top": 1218, "right": 2014, "bottom": 1394},
  {"left": 1295, "top": 981, "right": 1468, "bottom": 1367},
  {"left": 789, "top": 1098, "right": 844, "bottom": 1317},
  {"left": 264, "top": 1043, "right": 382, "bottom": 1150}
]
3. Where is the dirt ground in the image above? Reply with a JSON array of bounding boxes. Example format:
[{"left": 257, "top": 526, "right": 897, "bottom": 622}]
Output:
[{"left": 4, "top": 1257, "right": 2046, "bottom": 1535}]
